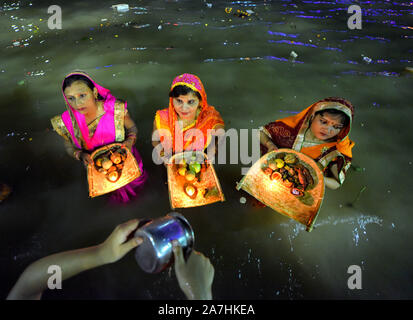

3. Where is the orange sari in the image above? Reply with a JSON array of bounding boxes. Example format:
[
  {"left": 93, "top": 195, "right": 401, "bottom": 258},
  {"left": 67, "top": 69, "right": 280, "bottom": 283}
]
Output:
[
  {"left": 154, "top": 74, "right": 224, "bottom": 153},
  {"left": 262, "top": 97, "right": 355, "bottom": 185}
]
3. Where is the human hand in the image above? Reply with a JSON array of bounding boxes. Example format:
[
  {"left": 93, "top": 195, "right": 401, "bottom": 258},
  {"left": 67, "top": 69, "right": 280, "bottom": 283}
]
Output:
[
  {"left": 80, "top": 152, "right": 93, "bottom": 166},
  {"left": 266, "top": 142, "right": 278, "bottom": 152},
  {"left": 98, "top": 219, "right": 143, "bottom": 265},
  {"left": 122, "top": 139, "right": 134, "bottom": 151},
  {"left": 172, "top": 240, "right": 214, "bottom": 300}
]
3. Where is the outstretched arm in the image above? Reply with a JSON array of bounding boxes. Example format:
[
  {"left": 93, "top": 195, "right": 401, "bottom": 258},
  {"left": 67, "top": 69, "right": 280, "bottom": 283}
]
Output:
[{"left": 7, "top": 219, "right": 142, "bottom": 300}]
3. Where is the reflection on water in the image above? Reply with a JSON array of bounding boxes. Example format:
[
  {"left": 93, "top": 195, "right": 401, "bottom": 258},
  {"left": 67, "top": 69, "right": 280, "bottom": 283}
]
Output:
[{"left": 0, "top": 0, "right": 412, "bottom": 299}]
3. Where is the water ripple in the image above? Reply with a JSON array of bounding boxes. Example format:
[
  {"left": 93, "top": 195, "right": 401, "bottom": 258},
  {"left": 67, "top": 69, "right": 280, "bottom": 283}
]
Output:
[{"left": 280, "top": 214, "right": 387, "bottom": 251}]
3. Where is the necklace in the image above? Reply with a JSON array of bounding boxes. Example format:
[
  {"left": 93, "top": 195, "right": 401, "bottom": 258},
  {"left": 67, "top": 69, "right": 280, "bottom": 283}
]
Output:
[{"left": 86, "top": 101, "right": 105, "bottom": 126}]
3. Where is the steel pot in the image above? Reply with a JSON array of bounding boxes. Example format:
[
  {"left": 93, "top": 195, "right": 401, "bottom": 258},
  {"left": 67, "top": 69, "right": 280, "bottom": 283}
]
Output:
[{"left": 134, "top": 212, "right": 194, "bottom": 273}]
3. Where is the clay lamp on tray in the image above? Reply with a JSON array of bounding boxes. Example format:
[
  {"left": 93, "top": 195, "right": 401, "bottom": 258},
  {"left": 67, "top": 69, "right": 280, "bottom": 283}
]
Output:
[{"left": 184, "top": 183, "right": 198, "bottom": 199}]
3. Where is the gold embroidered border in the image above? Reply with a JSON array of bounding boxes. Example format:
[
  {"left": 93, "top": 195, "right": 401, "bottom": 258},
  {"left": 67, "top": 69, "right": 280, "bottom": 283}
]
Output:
[
  {"left": 317, "top": 149, "right": 350, "bottom": 184},
  {"left": 50, "top": 115, "right": 71, "bottom": 142},
  {"left": 260, "top": 126, "right": 272, "bottom": 140},
  {"left": 292, "top": 116, "right": 310, "bottom": 151},
  {"left": 318, "top": 150, "right": 342, "bottom": 169},
  {"left": 114, "top": 101, "right": 125, "bottom": 142},
  {"left": 171, "top": 82, "right": 201, "bottom": 95}
]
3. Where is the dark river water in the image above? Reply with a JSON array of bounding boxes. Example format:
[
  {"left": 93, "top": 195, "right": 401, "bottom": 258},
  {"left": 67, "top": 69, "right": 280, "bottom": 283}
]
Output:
[{"left": 1, "top": 0, "right": 412, "bottom": 299}]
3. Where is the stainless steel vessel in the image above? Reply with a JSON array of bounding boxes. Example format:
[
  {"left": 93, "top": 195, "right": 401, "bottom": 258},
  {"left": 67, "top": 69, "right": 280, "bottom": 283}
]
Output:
[{"left": 134, "top": 212, "right": 194, "bottom": 273}]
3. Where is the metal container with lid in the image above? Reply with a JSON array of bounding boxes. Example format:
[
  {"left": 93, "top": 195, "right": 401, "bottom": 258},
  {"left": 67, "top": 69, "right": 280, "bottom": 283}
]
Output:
[{"left": 134, "top": 212, "right": 194, "bottom": 273}]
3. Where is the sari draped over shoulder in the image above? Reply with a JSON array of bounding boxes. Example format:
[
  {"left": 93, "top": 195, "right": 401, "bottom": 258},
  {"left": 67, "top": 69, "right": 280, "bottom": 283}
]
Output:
[
  {"left": 51, "top": 71, "right": 147, "bottom": 202},
  {"left": 154, "top": 73, "right": 224, "bottom": 153},
  {"left": 261, "top": 97, "right": 355, "bottom": 185}
]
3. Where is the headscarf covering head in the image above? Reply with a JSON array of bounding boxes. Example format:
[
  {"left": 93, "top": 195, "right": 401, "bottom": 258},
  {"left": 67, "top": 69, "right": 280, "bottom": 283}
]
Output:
[
  {"left": 279, "top": 96, "right": 354, "bottom": 144},
  {"left": 170, "top": 73, "right": 207, "bottom": 109},
  {"left": 61, "top": 71, "right": 117, "bottom": 150},
  {"left": 155, "top": 73, "right": 224, "bottom": 153}
]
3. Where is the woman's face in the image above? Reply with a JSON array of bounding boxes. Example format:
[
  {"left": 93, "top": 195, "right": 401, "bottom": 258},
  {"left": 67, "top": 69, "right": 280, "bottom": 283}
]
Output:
[
  {"left": 310, "top": 112, "right": 345, "bottom": 141},
  {"left": 64, "top": 81, "right": 98, "bottom": 115},
  {"left": 173, "top": 91, "right": 200, "bottom": 121}
]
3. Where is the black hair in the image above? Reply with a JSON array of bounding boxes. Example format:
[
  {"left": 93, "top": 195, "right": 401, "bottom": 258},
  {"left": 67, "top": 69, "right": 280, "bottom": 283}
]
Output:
[
  {"left": 314, "top": 109, "right": 350, "bottom": 127},
  {"left": 62, "top": 74, "right": 103, "bottom": 100},
  {"left": 169, "top": 85, "right": 202, "bottom": 100}
]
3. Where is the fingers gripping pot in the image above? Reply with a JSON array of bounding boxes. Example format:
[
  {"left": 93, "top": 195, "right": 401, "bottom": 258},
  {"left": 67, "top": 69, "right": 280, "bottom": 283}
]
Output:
[{"left": 134, "top": 212, "right": 194, "bottom": 273}]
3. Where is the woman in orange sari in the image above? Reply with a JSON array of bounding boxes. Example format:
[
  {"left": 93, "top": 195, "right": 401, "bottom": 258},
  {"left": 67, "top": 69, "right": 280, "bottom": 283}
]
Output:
[
  {"left": 260, "top": 97, "right": 355, "bottom": 190},
  {"left": 152, "top": 74, "right": 225, "bottom": 163}
]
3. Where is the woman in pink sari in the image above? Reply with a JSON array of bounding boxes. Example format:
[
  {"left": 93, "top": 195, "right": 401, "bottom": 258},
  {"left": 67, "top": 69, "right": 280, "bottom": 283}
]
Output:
[{"left": 51, "top": 71, "right": 147, "bottom": 202}]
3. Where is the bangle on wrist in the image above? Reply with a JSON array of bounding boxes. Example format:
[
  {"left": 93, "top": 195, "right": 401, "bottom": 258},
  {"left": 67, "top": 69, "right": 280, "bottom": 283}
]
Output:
[{"left": 126, "top": 134, "right": 136, "bottom": 144}]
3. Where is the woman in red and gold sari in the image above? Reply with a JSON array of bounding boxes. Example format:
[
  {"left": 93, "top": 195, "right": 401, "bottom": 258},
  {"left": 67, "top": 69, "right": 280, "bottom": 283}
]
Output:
[
  {"left": 51, "top": 71, "right": 147, "bottom": 202},
  {"left": 260, "top": 97, "right": 355, "bottom": 190},
  {"left": 152, "top": 73, "right": 225, "bottom": 163}
]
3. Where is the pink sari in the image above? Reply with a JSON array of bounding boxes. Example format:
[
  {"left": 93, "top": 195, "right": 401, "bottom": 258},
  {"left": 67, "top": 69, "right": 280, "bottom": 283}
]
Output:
[{"left": 57, "top": 71, "right": 147, "bottom": 203}]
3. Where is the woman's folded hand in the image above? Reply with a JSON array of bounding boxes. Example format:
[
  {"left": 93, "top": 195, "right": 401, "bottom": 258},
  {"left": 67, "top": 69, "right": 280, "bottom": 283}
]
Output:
[{"left": 80, "top": 152, "right": 93, "bottom": 165}]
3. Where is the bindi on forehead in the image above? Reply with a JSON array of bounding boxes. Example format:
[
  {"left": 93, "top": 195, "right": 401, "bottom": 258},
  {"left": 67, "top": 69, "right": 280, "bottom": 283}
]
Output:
[{"left": 320, "top": 114, "right": 344, "bottom": 126}]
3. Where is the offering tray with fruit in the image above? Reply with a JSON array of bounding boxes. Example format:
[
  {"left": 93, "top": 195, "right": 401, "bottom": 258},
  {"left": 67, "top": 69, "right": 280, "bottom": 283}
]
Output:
[
  {"left": 236, "top": 148, "right": 325, "bottom": 231},
  {"left": 167, "top": 151, "right": 225, "bottom": 209},
  {"left": 87, "top": 143, "right": 142, "bottom": 198}
]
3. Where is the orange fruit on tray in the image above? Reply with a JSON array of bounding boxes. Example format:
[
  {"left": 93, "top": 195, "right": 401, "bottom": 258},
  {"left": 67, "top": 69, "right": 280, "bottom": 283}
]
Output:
[
  {"left": 110, "top": 152, "right": 122, "bottom": 164},
  {"left": 101, "top": 158, "right": 113, "bottom": 170},
  {"left": 270, "top": 171, "right": 282, "bottom": 181}
]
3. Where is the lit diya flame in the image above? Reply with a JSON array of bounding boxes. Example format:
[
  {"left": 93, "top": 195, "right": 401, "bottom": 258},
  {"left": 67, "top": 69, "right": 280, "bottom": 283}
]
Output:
[
  {"left": 107, "top": 170, "right": 119, "bottom": 182},
  {"left": 184, "top": 183, "right": 198, "bottom": 199}
]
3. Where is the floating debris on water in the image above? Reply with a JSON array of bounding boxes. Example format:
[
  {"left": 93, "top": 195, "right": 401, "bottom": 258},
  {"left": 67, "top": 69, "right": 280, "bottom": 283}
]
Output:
[
  {"left": 362, "top": 55, "right": 373, "bottom": 64},
  {"left": 26, "top": 70, "right": 45, "bottom": 77},
  {"left": 133, "top": 24, "right": 150, "bottom": 29},
  {"left": 111, "top": 4, "right": 129, "bottom": 13},
  {"left": 2, "top": 2, "right": 20, "bottom": 11},
  {"left": 204, "top": 56, "right": 263, "bottom": 63},
  {"left": 290, "top": 50, "right": 298, "bottom": 60}
]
